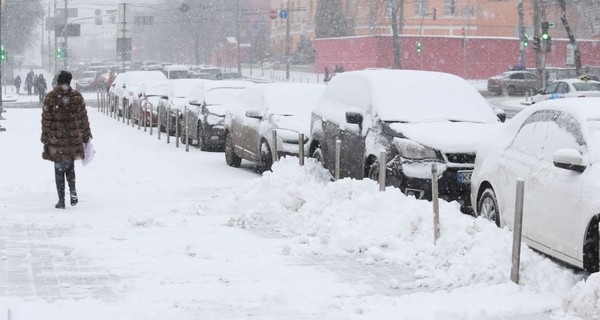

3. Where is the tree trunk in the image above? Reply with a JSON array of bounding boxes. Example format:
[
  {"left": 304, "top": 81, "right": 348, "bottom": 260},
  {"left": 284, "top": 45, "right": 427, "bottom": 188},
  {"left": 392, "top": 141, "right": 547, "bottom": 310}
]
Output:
[
  {"left": 558, "top": 0, "right": 582, "bottom": 75},
  {"left": 389, "top": 0, "right": 404, "bottom": 69}
]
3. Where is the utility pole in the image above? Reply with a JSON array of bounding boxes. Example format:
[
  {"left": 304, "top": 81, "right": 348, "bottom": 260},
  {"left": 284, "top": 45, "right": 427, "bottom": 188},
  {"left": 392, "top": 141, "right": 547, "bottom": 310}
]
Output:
[
  {"left": 236, "top": 0, "right": 241, "bottom": 73},
  {"left": 54, "top": 0, "right": 57, "bottom": 72},
  {"left": 63, "top": 0, "right": 68, "bottom": 70},
  {"left": 285, "top": 0, "right": 290, "bottom": 80},
  {"left": 533, "top": 0, "right": 541, "bottom": 76},
  {"left": 517, "top": 0, "right": 525, "bottom": 66}
]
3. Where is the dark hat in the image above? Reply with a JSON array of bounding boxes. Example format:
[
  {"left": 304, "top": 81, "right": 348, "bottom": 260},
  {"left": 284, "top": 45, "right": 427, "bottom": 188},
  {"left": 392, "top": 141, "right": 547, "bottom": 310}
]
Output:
[{"left": 57, "top": 71, "right": 72, "bottom": 85}]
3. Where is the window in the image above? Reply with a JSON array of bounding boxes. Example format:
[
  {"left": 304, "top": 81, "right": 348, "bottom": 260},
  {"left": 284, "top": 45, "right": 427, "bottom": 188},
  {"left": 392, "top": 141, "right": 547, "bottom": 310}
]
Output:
[
  {"left": 415, "top": 0, "right": 428, "bottom": 16},
  {"left": 541, "top": 113, "right": 585, "bottom": 161},
  {"left": 510, "top": 73, "right": 525, "bottom": 80},
  {"left": 545, "top": 82, "right": 558, "bottom": 94},
  {"left": 511, "top": 111, "right": 556, "bottom": 156},
  {"left": 444, "top": 0, "right": 456, "bottom": 16},
  {"left": 556, "top": 82, "right": 570, "bottom": 94}
]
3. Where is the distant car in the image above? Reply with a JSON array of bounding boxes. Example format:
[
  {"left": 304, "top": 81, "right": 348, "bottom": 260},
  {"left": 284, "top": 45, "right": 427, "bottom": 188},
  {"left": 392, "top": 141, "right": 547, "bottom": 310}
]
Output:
[
  {"left": 76, "top": 71, "right": 99, "bottom": 91},
  {"left": 184, "top": 80, "right": 255, "bottom": 151},
  {"left": 310, "top": 70, "right": 504, "bottom": 209},
  {"left": 157, "top": 79, "right": 213, "bottom": 135},
  {"left": 579, "top": 74, "right": 600, "bottom": 82},
  {"left": 162, "top": 65, "right": 189, "bottom": 79},
  {"left": 470, "top": 98, "right": 600, "bottom": 273},
  {"left": 531, "top": 78, "right": 600, "bottom": 104},
  {"left": 131, "top": 80, "right": 169, "bottom": 126},
  {"left": 224, "top": 83, "right": 326, "bottom": 171},
  {"left": 487, "top": 71, "right": 540, "bottom": 95},
  {"left": 220, "top": 72, "right": 243, "bottom": 80}
]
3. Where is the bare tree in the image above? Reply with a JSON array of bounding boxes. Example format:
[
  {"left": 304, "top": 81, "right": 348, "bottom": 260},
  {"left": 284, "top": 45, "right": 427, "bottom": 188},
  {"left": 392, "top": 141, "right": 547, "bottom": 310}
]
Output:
[
  {"left": 388, "top": 0, "right": 405, "bottom": 69},
  {"left": 557, "top": 0, "right": 582, "bottom": 75},
  {"left": 0, "top": 0, "right": 43, "bottom": 54}
]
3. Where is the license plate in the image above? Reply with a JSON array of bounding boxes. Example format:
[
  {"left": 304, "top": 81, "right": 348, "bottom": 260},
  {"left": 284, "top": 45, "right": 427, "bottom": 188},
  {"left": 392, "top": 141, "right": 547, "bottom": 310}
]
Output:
[{"left": 457, "top": 171, "right": 472, "bottom": 184}]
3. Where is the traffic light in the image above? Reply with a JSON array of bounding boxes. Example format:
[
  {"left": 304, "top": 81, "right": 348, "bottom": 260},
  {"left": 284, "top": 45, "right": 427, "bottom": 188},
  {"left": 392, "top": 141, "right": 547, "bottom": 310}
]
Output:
[
  {"left": 0, "top": 46, "right": 6, "bottom": 61},
  {"left": 541, "top": 21, "right": 550, "bottom": 40},
  {"left": 417, "top": 41, "right": 422, "bottom": 54},
  {"left": 533, "top": 36, "right": 541, "bottom": 52},
  {"left": 522, "top": 34, "right": 529, "bottom": 48},
  {"left": 55, "top": 48, "right": 62, "bottom": 59}
]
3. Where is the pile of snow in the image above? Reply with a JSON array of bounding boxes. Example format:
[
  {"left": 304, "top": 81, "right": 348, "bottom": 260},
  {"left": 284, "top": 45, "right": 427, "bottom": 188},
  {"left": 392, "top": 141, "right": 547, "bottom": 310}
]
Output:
[
  {"left": 206, "top": 157, "right": 582, "bottom": 292},
  {"left": 563, "top": 273, "right": 600, "bottom": 319}
]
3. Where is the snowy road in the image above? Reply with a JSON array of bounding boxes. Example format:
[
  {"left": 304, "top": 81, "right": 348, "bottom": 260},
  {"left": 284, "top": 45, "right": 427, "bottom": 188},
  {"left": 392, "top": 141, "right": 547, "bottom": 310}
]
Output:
[{"left": 0, "top": 105, "right": 596, "bottom": 319}]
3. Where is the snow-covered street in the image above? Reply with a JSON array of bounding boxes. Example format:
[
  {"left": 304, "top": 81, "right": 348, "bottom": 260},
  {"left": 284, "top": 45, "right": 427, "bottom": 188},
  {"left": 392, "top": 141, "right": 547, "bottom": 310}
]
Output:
[{"left": 0, "top": 105, "right": 598, "bottom": 319}]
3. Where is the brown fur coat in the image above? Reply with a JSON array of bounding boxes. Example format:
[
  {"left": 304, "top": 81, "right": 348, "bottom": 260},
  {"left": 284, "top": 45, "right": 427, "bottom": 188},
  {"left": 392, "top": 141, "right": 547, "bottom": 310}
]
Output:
[{"left": 41, "top": 86, "right": 92, "bottom": 162}]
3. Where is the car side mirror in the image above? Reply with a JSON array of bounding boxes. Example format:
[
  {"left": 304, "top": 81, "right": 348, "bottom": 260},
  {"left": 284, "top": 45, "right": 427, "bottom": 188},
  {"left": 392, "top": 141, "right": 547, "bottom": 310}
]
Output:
[
  {"left": 494, "top": 108, "right": 506, "bottom": 123},
  {"left": 122, "top": 84, "right": 126, "bottom": 89},
  {"left": 189, "top": 99, "right": 202, "bottom": 106},
  {"left": 161, "top": 95, "right": 168, "bottom": 100},
  {"left": 345, "top": 111, "right": 363, "bottom": 125},
  {"left": 553, "top": 149, "right": 586, "bottom": 173},
  {"left": 245, "top": 109, "right": 262, "bottom": 119}
]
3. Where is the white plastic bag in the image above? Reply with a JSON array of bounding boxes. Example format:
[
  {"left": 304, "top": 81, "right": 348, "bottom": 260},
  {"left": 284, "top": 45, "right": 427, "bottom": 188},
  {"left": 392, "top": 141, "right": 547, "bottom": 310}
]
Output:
[{"left": 82, "top": 139, "right": 96, "bottom": 166}]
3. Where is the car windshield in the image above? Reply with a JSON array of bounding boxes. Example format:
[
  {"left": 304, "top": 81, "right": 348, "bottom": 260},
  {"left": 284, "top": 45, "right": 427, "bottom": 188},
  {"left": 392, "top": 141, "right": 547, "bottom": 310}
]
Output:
[
  {"left": 205, "top": 87, "right": 246, "bottom": 105},
  {"left": 168, "top": 70, "right": 189, "bottom": 79},
  {"left": 266, "top": 85, "right": 326, "bottom": 116},
  {"left": 573, "top": 82, "right": 600, "bottom": 91}
]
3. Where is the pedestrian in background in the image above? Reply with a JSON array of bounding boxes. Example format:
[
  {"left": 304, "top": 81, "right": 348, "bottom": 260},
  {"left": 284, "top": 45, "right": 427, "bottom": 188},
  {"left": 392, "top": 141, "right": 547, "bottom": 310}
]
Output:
[
  {"left": 33, "top": 74, "right": 39, "bottom": 95},
  {"left": 13, "top": 75, "right": 21, "bottom": 95},
  {"left": 25, "top": 69, "right": 34, "bottom": 95},
  {"left": 35, "top": 74, "right": 47, "bottom": 102},
  {"left": 41, "top": 71, "right": 92, "bottom": 209}
]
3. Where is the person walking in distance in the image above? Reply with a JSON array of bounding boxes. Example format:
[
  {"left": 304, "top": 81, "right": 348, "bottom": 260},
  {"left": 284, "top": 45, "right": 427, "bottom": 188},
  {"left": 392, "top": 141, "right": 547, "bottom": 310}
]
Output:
[
  {"left": 35, "top": 74, "right": 48, "bottom": 102},
  {"left": 25, "top": 69, "right": 34, "bottom": 95},
  {"left": 41, "top": 71, "right": 92, "bottom": 209},
  {"left": 14, "top": 75, "right": 21, "bottom": 95}
]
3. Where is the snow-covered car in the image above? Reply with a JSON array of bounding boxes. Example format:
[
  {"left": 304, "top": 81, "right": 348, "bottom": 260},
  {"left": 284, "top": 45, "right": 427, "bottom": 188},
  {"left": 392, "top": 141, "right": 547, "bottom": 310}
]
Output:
[
  {"left": 310, "top": 69, "right": 504, "bottom": 209},
  {"left": 224, "top": 83, "right": 326, "bottom": 171},
  {"left": 108, "top": 72, "right": 127, "bottom": 113},
  {"left": 470, "top": 98, "right": 600, "bottom": 273},
  {"left": 530, "top": 78, "right": 600, "bottom": 104},
  {"left": 162, "top": 65, "right": 189, "bottom": 79},
  {"left": 131, "top": 80, "right": 169, "bottom": 126},
  {"left": 487, "top": 71, "right": 540, "bottom": 96},
  {"left": 184, "top": 80, "right": 255, "bottom": 151},
  {"left": 157, "top": 79, "right": 213, "bottom": 135},
  {"left": 120, "top": 71, "right": 168, "bottom": 116}
]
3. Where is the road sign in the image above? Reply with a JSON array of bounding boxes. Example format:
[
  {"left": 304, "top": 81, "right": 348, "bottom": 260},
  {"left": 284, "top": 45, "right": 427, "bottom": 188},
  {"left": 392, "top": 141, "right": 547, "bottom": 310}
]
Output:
[
  {"left": 117, "top": 52, "right": 131, "bottom": 61},
  {"left": 55, "top": 8, "right": 78, "bottom": 18},
  {"left": 116, "top": 38, "right": 132, "bottom": 53},
  {"left": 279, "top": 9, "right": 288, "bottom": 19},
  {"left": 55, "top": 24, "right": 81, "bottom": 37},
  {"left": 269, "top": 10, "right": 278, "bottom": 19}
]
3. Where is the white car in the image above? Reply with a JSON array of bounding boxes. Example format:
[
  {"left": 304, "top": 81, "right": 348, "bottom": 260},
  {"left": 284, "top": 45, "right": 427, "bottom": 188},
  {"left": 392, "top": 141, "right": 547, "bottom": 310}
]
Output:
[
  {"left": 530, "top": 78, "right": 600, "bottom": 104},
  {"left": 471, "top": 98, "right": 600, "bottom": 273},
  {"left": 224, "top": 83, "right": 326, "bottom": 171},
  {"left": 131, "top": 80, "right": 169, "bottom": 126},
  {"left": 157, "top": 79, "right": 213, "bottom": 135}
]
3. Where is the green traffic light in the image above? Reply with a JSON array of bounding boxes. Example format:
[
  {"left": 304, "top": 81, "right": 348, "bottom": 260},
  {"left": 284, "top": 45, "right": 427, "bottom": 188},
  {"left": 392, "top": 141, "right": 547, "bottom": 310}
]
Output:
[
  {"left": 542, "top": 33, "right": 549, "bottom": 40},
  {"left": 417, "top": 42, "right": 422, "bottom": 53}
]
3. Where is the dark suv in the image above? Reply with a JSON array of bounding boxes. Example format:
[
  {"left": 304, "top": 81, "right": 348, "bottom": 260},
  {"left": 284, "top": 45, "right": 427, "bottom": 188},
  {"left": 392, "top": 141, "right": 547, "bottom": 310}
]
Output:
[{"left": 309, "top": 69, "right": 503, "bottom": 209}]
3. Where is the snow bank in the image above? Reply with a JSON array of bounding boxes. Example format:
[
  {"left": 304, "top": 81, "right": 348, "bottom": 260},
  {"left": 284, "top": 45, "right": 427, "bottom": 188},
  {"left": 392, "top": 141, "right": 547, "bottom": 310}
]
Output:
[
  {"left": 563, "top": 273, "right": 600, "bottom": 319},
  {"left": 206, "top": 157, "right": 581, "bottom": 292}
]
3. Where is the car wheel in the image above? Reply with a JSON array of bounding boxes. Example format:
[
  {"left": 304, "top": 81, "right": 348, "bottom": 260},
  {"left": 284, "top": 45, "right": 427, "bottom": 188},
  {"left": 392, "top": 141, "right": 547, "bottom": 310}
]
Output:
[
  {"left": 478, "top": 188, "right": 501, "bottom": 227},
  {"left": 312, "top": 147, "right": 324, "bottom": 163},
  {"left": 198, "top": 123, "right": 209, "bottom": 151},
  {"left": 506, "top": 85, "right": 516, "bottom": 96},
  {"left": 225, "top": 133, "right": 241, "bottom": 167},
  {"left": 260, "top": 141, "right": 274, "bottom": 172}
]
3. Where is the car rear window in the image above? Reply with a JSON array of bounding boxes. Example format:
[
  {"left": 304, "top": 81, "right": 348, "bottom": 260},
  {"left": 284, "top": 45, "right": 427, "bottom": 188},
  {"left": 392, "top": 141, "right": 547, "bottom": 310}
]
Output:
[{"left": 573, "top": 82, "right": 600, "bottom": 91}]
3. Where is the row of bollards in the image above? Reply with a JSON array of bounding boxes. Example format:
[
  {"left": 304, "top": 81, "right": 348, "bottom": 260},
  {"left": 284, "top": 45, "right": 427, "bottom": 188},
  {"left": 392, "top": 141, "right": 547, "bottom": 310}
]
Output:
[{"left": 96, "top": 91, "right": 525, "bottom": 283}]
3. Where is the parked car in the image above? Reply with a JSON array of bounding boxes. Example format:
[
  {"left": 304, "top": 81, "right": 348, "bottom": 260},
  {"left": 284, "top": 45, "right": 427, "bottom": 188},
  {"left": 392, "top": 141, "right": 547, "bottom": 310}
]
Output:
[
  {"left": 220, "top": 72, "right": 243, "bottom": 80},
  {"left": 224, "top": 83, "right": 326, "bottom": 171},
  {"left": 310, "top": 69, "right": 504, "bottom": 209},
  {"left": 121, "top": 71, "right": 168, "bottom": 115},
  {"left": 158, "top": 79, "right": 213, "bottom": 135},
  {"left": 108, "top": 72, "right": 127, "bottom": 113},
  {"left": 131, "top": 80, "right": 169, "bottom": 126},
  {"left": 487, "top": 71, "right": 540, "bottom": 95},
  {"left": 162, "top": 65, "right": 189, "bottom": 79},
  {"left": 530, "top": 77, "right": 600, "bottom": 104},
  {"left": 470, "top": 98, "right": 600, "bottom": 273},
  {"left": 184, "top": 80, "right": 255, "bottom": 151},
  {"left": 76, "top": 71, "right": 100, "bottom": 91}
]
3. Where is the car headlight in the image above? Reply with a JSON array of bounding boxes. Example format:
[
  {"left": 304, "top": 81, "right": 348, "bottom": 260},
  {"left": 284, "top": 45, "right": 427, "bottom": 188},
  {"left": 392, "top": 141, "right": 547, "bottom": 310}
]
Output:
[
  {"left": 393, "top": 137, "right": 438, "bottom": 160},
  {"left": 276, "top": 129, "right": 307, "bottom": 144}
]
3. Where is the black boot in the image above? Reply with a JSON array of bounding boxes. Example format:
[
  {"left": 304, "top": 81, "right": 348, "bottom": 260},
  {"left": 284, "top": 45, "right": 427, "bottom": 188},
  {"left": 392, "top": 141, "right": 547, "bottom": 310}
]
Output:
[
  {"left": 65, "top": 161, "right": 77, "bottom": 206},
  {"left": 55, "top": 162, "right": 66, "bottom": 209}
]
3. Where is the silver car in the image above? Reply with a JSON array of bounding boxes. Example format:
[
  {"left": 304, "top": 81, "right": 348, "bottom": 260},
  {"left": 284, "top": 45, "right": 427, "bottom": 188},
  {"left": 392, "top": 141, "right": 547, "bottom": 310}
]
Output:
[{"left": 224, "top": 83, "right": 326, "bottom": 171}]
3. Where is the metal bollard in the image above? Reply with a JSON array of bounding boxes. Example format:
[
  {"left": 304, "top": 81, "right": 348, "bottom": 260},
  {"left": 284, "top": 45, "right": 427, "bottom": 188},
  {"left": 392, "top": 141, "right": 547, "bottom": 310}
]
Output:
[
  {"left": 149, "top": 104, "right": 153, "bottom": 136},
  {"left": 157, "top": 106, "right": 161, "bottom": 140},
  {"left": 166, "top": 107, "right": 171, "bottom": 144},
  {"left": 379, "top": 151, "right": 386, "bottom": 192},
  {"left": 511, "top": 179, "right": 525, "bottom": 284},
  {"left": 138, "top": 103, "right": 142, "bottom": 130},
  {"left": 97, "top": 92, "right": 100, "bottom": 111},
  {"left": 432, "top": 164, "right": 440, "bottom": 244},
  {"left": 335, "top": 139, "right": 341, "bottom": 180},
  {"left": 175, "top": 109, "right": 180, "bottom": 148},
  {"left": 271, "top": 130, "right": 278, "bottom": 163},
  {"left": 299, "top": 133, "right": 304, "bottom": 166},
  {"left": 185, "top": 106, "right": 190, "bottom": 152},
  {"left": 143, "top": 103, "right": 147, "bottom": 132}
]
